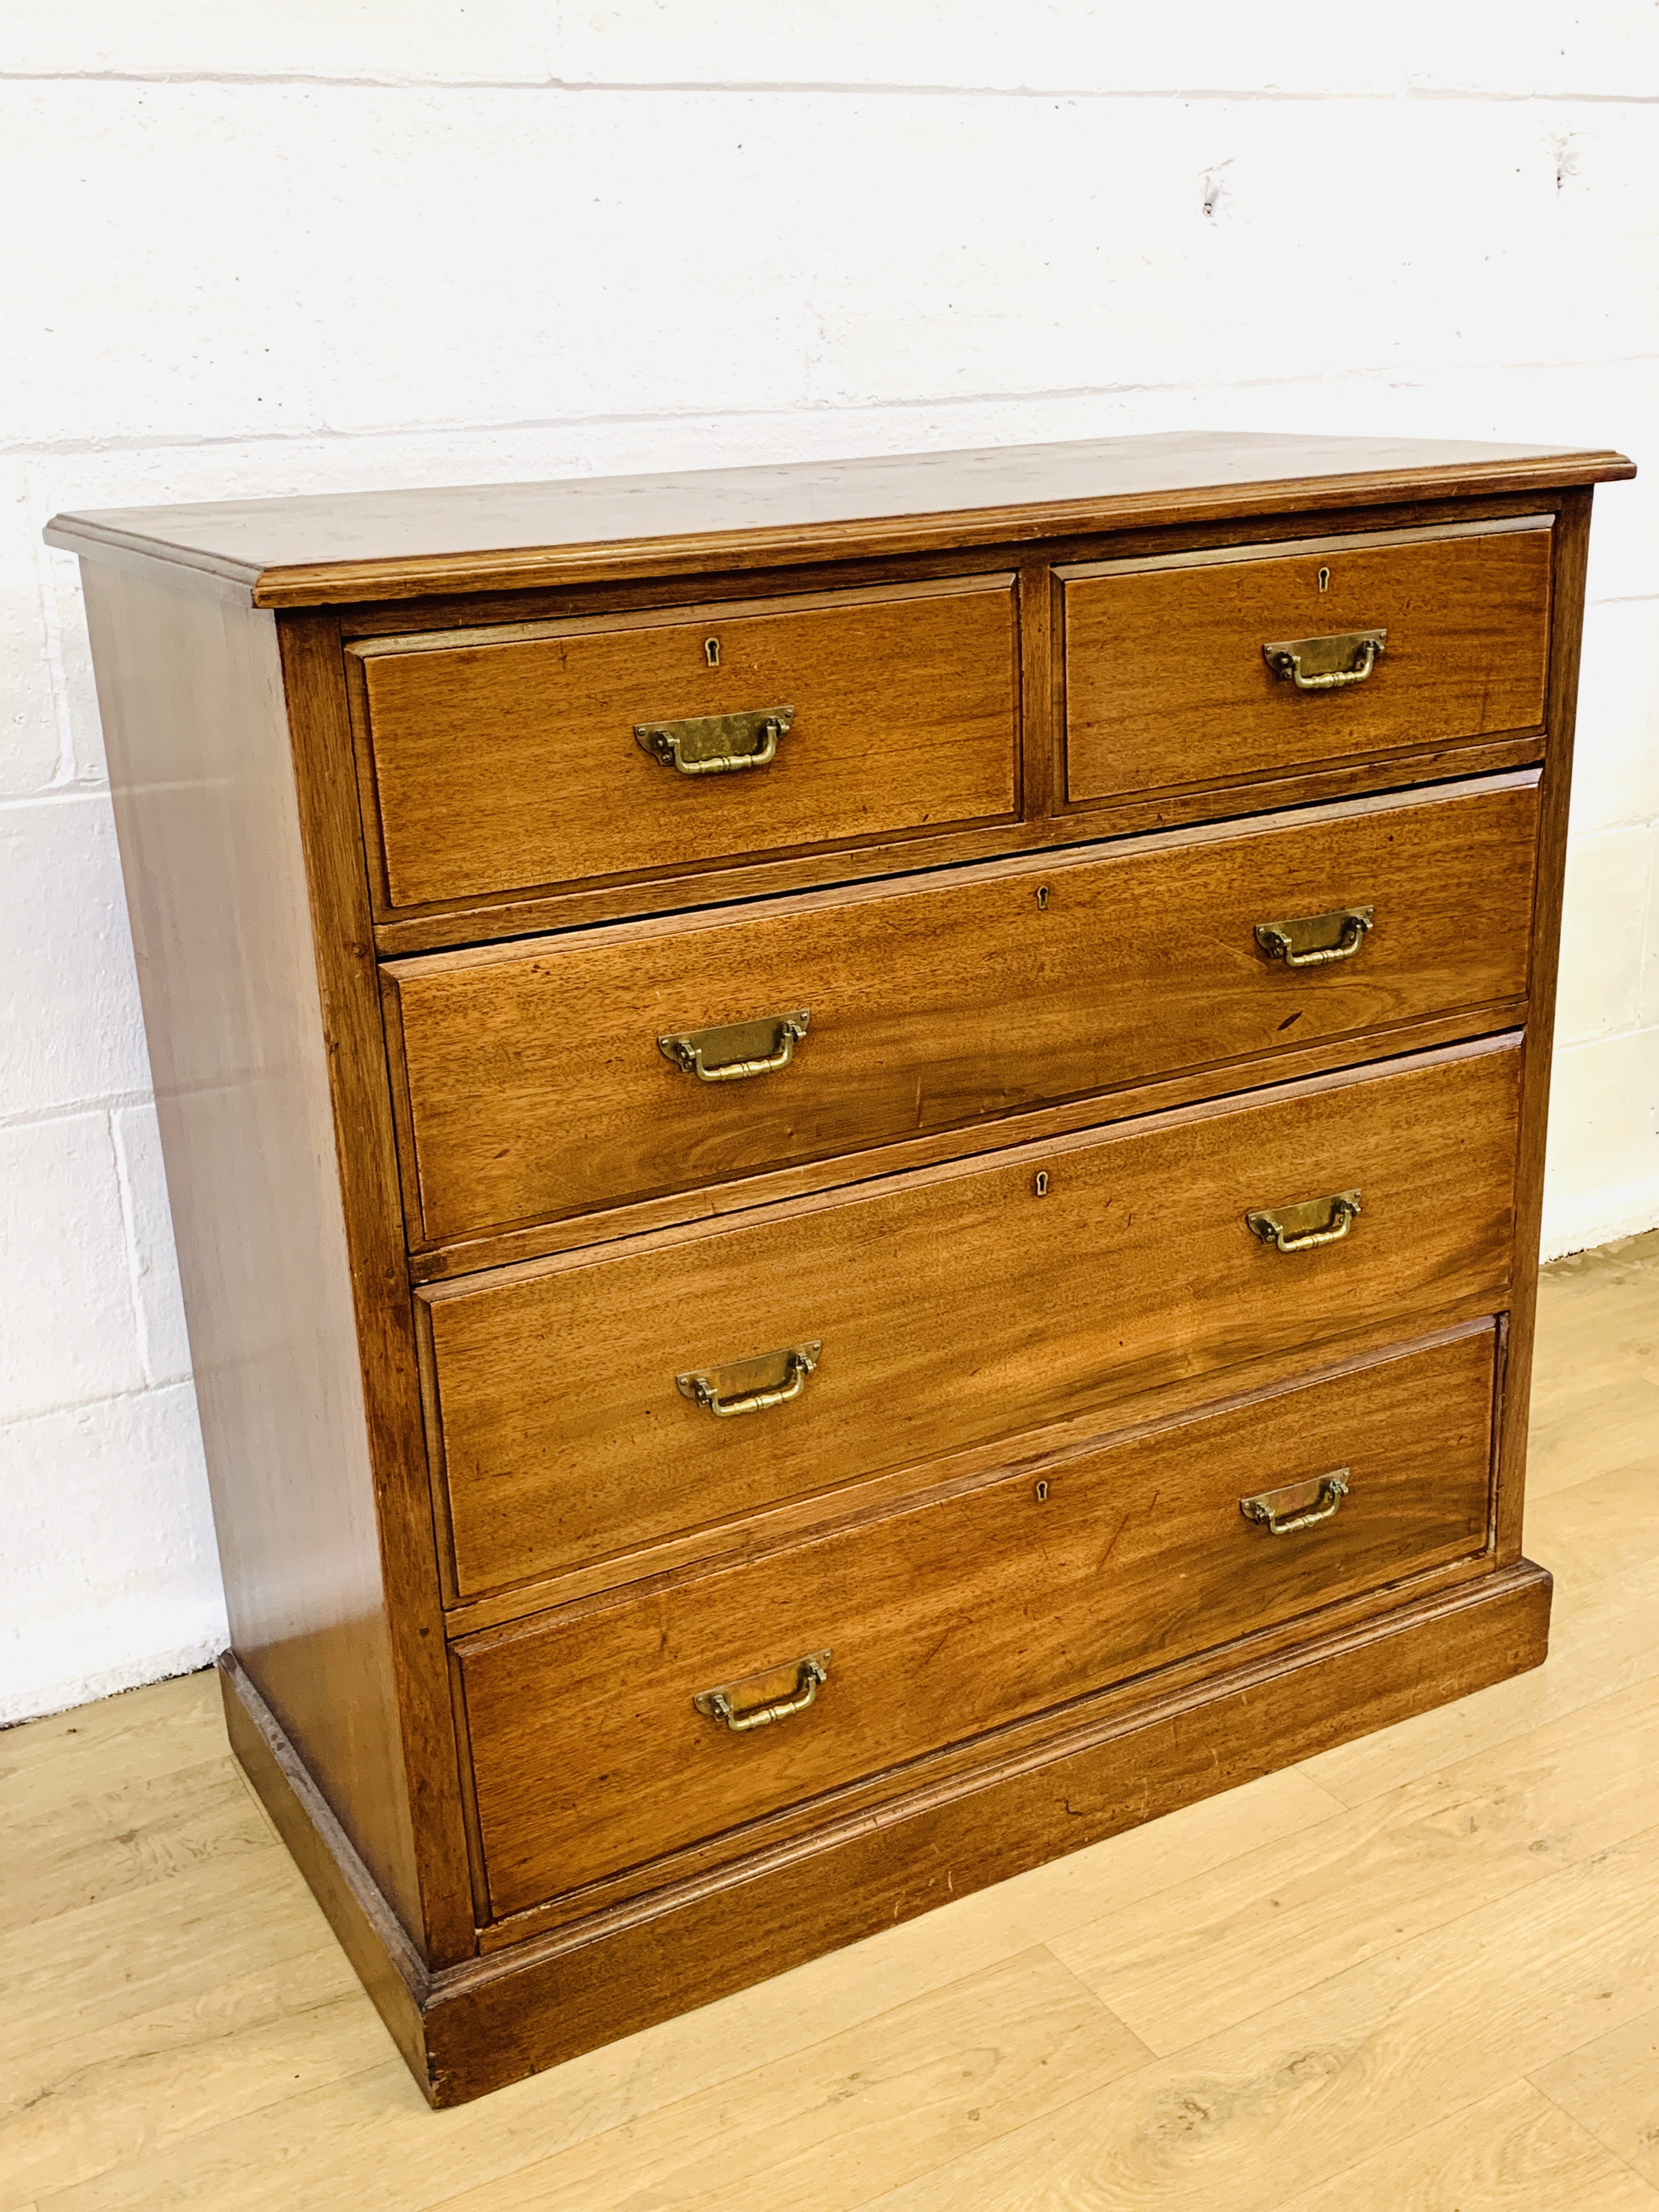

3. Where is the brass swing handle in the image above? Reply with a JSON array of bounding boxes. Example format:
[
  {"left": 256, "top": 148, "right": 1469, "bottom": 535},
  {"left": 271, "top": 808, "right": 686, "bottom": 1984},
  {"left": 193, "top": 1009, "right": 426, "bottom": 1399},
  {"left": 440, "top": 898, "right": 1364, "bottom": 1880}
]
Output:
[
  {"left": 1255, "top": 906, "right": 1374, "bottom": 968},
  {"left": 676, "top": 1340, "right": 822, "bottom": 1419},
  {"left": 1262, "top": 629, "right": 1387, "bottom": 691},
  {"left": 694, "top": 1651, "right": 831, "bottom": 1734},
  {"left": 658, "top": 1010, "right": 810, "bottom": 1084},
  {"left": 634, "top": 706, "right": 795, "bottom": 776},
  {"left": 1241, "top": 1470, "right": 1350, "bottom": 1537},
  {"left": 1245, "top": 1189, "right": 1362, "bottom": 1253}
]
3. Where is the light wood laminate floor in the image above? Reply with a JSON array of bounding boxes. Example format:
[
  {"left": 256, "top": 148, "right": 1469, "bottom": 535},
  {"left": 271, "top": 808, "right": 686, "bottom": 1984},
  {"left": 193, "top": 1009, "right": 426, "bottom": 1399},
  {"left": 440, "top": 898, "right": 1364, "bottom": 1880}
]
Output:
[{"left": 5, "top": 1228, "right": 1658, "bottom": 2212}]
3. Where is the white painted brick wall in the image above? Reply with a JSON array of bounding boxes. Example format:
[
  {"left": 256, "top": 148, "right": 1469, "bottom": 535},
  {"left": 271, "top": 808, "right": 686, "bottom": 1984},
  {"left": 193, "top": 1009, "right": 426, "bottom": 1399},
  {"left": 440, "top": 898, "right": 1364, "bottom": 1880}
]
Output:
[{"left": 3, "top": 1, "right": 1656, "bottom": 1723}]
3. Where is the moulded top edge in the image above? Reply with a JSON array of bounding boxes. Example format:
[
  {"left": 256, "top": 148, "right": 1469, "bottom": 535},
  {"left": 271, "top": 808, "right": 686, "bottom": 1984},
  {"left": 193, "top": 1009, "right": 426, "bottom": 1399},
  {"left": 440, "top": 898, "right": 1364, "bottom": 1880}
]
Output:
[{"left": 42, "top": 430, "right": 1635, "bottom": 611}]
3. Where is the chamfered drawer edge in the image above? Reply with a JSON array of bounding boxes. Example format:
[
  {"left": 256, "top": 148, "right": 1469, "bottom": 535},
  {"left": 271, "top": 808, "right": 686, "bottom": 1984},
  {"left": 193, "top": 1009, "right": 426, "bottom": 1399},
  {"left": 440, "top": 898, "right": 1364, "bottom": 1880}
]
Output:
[
  {"left": 417, "top": 1034, "right": 1522, "bottom": 1605},
  {"left": 348, "top": 571, "right": 1021, "bottom": 915},
  {"left": 1061, "top": 514, "right": 1553, "bottom": 809},
  {"left": 381, "top": 768, "right": 1542, "bottom": 1256},
  {"left": 453, "top": 1318, "right": 1501, "bottom": 1922}
]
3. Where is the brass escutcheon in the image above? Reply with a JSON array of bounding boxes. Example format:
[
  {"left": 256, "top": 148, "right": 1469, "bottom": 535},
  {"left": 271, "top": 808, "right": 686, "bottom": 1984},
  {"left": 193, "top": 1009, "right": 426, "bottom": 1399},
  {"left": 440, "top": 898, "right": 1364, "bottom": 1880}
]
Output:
[
  {"left": 634, "top": 706, "right": 794, "bottom": 775},
  {"left": 1262, "top": 629, "right": 1386, "bottom": 691},
  {"left": 1255, "top": 906, "right": 1375, "bottom": 968},
  {"left": 1245, "top": 1190, "right": 1363, "bottom": 1253}
]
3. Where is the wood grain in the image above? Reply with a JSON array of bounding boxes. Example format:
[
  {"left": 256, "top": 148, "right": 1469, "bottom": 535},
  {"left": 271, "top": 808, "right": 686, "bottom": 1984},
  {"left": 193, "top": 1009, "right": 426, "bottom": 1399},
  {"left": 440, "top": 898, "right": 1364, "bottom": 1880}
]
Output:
[
  {"left": 274, "top": 614, "right": 478, "bottom": 1967},
  {"left": 404, "top": 1001, "right": 1528, "bottom": 1291},
  {"left": 1531, "top": 2005, "right": 1659, "bottom": 2190},
  {"left": 422, "top": 1948, "right": 1148, "bottom": 2212},
  {"left": 42, "top": 429, "right": 1633, "bottom": 607},
  {"left": 0, "top": 1669, "right": 223, "bottom": 1809},
  {"left": 4, "top": 1233, "right": 1652, "bottom": 2194},
  {"left": 77, "top": 563, "right": 425, "bottom": 1943},
  {"left": 1064, "top": 521, "right": 1551, "bottom": 804},
  {"left": 0, "top": 1754, "right": 270, "bottom": 1936},
  {"left": 369, "top": 728, "right": 1548, "bottom": 960},
  {"left": 1527, "top": 1229, "right": 1659, "bottom": 1499},
  {"left": 57, "top": 435, "right": 1630, "bottom": 2117},
  {"left": 352, "top": 575, "right": 1017, "bottom": 910},
  {"left": 217, "top": 1656, "right": 432, "bottom": 2096},
  {"left": 870, "top": 1779, "right": 1659, "bottom": 2212},
  {"left": 1302, "top": 1457, "right": 1659, "bottom": 1812},
  {"left": 457, "top": 1328, "right": 1496, "bottom": 1919},
  {"left": 1, "top": 1947, "right": 365, "bottom": 2207},
  {"left": 1494, "top": 488, "right": 1597, "bottom": 1565},
  {"left": 386, "top": 774, "right": 1539, "bottom": 1248},
  {"left": 1053, "top": 1665, "right": 1659, "bottom": 2056},
  {"left": 1269, "top": 2080, "right": 1658, "bottom": 2212},
  {"left": 416, "top": 1562, "right": 1550, "bottom": 2105},
  {"left": 421, "top": 1041, "right": 1520, "bottom": 1597}
]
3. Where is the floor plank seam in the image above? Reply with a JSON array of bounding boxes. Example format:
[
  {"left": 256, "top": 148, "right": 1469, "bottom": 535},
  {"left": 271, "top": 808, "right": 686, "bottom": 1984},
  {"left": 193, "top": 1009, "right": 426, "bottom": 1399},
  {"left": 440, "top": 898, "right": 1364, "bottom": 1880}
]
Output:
[{"left": 1525, "top": 2074, "right": 1659, "bottom": 2199}]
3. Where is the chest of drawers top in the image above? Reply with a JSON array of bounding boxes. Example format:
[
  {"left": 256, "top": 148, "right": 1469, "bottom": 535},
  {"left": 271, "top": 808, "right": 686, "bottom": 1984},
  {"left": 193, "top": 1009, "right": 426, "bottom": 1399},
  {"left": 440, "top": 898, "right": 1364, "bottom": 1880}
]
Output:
[
  {"left": 52, "top": 428, "right": 1630, "bottom": 958},
  {"left": 52, "top": 428, "right": 1633, "bottom": 2107},
  {"left": 49, "top": 427, "right": 1632, "bottom": 604}
]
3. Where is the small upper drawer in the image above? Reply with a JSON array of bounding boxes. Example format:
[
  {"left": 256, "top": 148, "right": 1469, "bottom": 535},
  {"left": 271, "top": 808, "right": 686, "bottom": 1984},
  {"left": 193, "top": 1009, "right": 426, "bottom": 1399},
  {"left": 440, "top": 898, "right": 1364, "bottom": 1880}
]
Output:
[
  {"left": 457, "top": 1324, "right": 1496, "bottom": 1918},
  {"left": 1062, "top": 518, "right": 1552, "bottom": 808},
  {"left": 420, "top": 1040, "right": 1519, "bottom": 1599},
  {"left": 385, "top": 773, "right": 1539, "bottom": 1251},
  {"left": 348, "top": 575, "right": 1019, "bottom": 911}
]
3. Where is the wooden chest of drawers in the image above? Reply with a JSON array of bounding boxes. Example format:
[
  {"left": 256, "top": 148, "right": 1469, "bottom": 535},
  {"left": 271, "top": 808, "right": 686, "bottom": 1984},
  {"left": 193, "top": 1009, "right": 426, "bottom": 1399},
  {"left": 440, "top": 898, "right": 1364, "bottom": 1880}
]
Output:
[{"left": 51, "top": 430, "right": 1634, "bottom": 2107}]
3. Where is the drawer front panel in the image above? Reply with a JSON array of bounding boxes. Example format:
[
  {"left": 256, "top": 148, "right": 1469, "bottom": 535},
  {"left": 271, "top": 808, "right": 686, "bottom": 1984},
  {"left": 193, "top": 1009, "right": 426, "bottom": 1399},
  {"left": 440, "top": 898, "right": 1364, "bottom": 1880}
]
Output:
[
  {"left": 353, "top": 577, "right": 1018, "bottom": 911},
  {"left": 390, "top": 776, "right": 1537, "bottom": 1246},
  {"left": 424, "top": 1043, "right": 1519, "bottom": 1597},
  {"left": 1063, "top": 522, "right": 1551, "bottom": 806},
  {"left": 460, "top": 1326, "right": 1497, "bottom": 1915}
]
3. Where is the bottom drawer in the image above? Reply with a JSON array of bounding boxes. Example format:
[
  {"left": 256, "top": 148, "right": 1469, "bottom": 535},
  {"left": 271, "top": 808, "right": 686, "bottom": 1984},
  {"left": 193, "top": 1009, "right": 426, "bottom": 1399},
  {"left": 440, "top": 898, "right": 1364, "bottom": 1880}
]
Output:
[{"left": 458, "top": 1322, "right": 1497, "bottom": 1920}]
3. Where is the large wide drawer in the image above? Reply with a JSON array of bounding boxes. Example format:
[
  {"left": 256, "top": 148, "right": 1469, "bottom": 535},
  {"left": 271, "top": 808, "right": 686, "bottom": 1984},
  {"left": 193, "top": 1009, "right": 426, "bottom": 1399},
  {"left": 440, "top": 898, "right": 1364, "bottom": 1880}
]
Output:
[
  {"left": 421, "top": 1041, "right": 1519, "bottom": 1597},
  {"left": 349, "top": 575, "right": 1018, "bottom": 911},
  {"left": 1063, "top": 518, "right": 1552, "bottom": 807},
  {"left": 387, "top": 774, "right": 1538, "bottom": 1248},
  {"left": 458, "top": 1324, "right": 1497, "bottom": 1916}
]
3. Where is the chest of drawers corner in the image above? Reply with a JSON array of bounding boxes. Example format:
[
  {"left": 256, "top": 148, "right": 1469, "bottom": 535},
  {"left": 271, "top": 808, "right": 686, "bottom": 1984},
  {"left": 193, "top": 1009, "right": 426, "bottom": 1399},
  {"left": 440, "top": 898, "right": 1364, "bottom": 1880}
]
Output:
[{"left": 53, "top": 430, "right": 1634, "bottom": 2107}]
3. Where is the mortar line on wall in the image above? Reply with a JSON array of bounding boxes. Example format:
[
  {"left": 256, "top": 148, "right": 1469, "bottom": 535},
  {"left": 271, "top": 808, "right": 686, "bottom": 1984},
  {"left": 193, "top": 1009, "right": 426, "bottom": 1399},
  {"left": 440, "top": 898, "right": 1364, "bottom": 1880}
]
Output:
[
  {"left": 19, "top": 509, "right": 78, "bottom": 794},
  {"left": 106, "top": 1109, "right": 159, "bottom": 1389},
  {"left": 4, "top": 71, "right": 1659, "bottom": 104},
  {"left": 1635, "top": 837, "right": 1659, "bottom": 1035},
  {"left": 13, "top": 360, "right": 1659, "bottom": 461},
  {"left": 1557, "top": 1015, "right": 1659, "bottom": 1049},
  {"left": 0, "top": 1375, "right": 197, "bottom": 1433},
  {"left": 0, "top": 1090, "right": 154, "bottom": 1130},
  {"left": 24, "top": 466, "right": 86, "bottom": 791},
  {"left": 0, "top": 785, "right": 117, "bottom": 812}
]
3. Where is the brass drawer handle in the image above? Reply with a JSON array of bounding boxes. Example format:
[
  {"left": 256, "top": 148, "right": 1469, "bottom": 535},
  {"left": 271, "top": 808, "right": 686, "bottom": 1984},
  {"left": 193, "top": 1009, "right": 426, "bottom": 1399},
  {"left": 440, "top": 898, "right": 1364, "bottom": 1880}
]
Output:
[
  {"left": 1255, "top": 906, "right": 1374, "bottom": 968},
  {"left": 658, "top": 1009, "right": 810, "bottom": 1084},
  {"left": 634, "top": 706, "right": 795, "bottom": 776},
  {"left": 694, "top": 1650, "right": 831, "bottom": 1734},
  {"left": 1241, "top": 1470, "right": 1350, "bottom": 1537},
  {"left": 676, "top": 1340, "right": 822, "bottom": 1419},
  {"left": 1245, "top": 1189, "right": 1362, "bottom": 1252},
  {"left": 1262, "top": 630, "right": 1387, "bottom": 691}
]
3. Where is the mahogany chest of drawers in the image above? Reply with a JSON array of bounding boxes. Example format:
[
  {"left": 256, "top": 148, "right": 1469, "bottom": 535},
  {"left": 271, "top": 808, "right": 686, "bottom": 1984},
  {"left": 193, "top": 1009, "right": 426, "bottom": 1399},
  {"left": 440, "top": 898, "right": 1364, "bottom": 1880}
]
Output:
[{"left": 51, "top": 430, "right": 1634, "bottom": 2106}]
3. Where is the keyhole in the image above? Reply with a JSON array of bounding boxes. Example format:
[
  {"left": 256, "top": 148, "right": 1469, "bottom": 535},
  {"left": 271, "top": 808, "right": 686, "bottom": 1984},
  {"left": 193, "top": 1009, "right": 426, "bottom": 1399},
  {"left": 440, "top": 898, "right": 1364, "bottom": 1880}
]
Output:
[
  {"left": 1034, "top": 1170, "right": 1049, "bottom": 1197},
  {"left": 704, "top": 637, "right": 721, "bottom": 667},
  {"left": 1036, "top": 884, "right": 1050, "bottom": 910},
  {"left": 1034, "top": 1480, "right": 1049, "bottom": 1504},
  {"left": 1317, "top": 567, "right": 1331, "bottom": 593}
]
